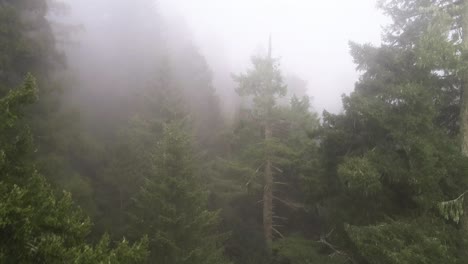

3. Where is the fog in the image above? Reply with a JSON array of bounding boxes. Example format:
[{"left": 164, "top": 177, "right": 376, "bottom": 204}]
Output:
[
  {"left": 4, "top": 0, "right": 468, "bottom": 262},
  {"left": 158, "top": 0, "right": 389, "bottom": 113},
  {"left": 61, "top": 0, "right": 388, "bottom": 117}
]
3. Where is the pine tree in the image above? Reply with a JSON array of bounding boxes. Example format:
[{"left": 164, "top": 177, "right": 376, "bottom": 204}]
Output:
[
  {"left": 94, "top": 60, "right": 188, "bottom": 239},
  {"left": 231, "top": 41, "right": 321, "bottom": 258},
  {"left": 0, "top": 0, "right": 62, "bottom": 95},
  {"left": 131, "top": 123, "right": 230, "bottom": 264},
  {"left": 0, "top": 0, "right": 99, "bottom": 213},
  {"left": 0, "top": 75, "right": 148, "bottom": 263},
  {"left": 232, "top": 39, "right": 287, "bottom": 249},
  {"left": 217, "top": 88, "right": 320, "bottom": 263},
  {"left": 309, "top": 1, "right": 468, "bottom": 262}
]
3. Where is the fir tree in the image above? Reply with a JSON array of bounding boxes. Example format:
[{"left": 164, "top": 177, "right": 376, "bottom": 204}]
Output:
[
  {"left": 232, "top": 38, "right": 287, "bottom": 249},
  {"left": 131, "top": 123, "right": 230, "bottom": 264},
  {"left": 0, "top": 75, "right": 148, "bottom": 263},
  {"left": 310, "top": 1, "right": 468, "bottom": 262}
]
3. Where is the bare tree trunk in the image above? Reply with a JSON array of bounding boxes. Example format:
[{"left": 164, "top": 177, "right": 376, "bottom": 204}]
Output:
[
  {"left": 263, "top": 34, "right": 275, "bottom": 249},
  {"left": 119, "top": 188, "right": 123, "bottom": 227},
  {"left": 462, "top": 0, "right": 468, "bottom": 156},
  {"left": 461, "top": 0, "right": 468, "bottom": 238},
  {"left": 263, "top": 122, "right": 273, "bottom": 248}
]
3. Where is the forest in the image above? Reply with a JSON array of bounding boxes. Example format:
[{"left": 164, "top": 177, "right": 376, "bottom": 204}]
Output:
[{"left": 2, "top": 0, "right": 468, "bottom": 263}]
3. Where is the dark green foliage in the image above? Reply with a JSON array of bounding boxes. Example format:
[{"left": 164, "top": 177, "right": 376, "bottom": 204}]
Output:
[
  {"left": 0, "top": 175, "right": 148, "bottom": 264},
  {"left": 316, "top": 49, "right": 468, "bottom": 263},
  {"left": 0, "top": 0, "right": 62, "bottom": 95},
  {"left": 214, "top": 55, "right": 320, "bottom": 261},
  {"left": 7, "top": 0, "right": 468, "bottom": 262},
  {"left": 0, "top": 0, "right": 98, "bottom": 214},
  {"left": 93, "top": 61, "right": 188, "bottom": 239},
  {"left": 131, "top": 123, "right": 230, "bottom": 264},
  {"left": 0, "top": 74, "right": 37, "bottom": 183},
  {"left": 94, "top": 116, "right": 158, "bottom": 238},
  {"left": 345, "top": 217, "right": 460, "bottom": 264},
  {"left": 273, "top": 236, "right": 346, "bottom": 264},
  {"left": 438, "top": 192, "right": 465, "bottom": 224},
  {"left": 338, "top": 156, "right": 382, "bottom": 197},
  {"left": 0, "top": 76, "right": 148, "bottom": 263},
  {"left": 308, "top": 0, "right": 468, "bottom": 263}
]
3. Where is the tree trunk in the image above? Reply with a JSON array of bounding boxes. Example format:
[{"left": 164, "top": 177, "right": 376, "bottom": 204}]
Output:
[
  {"left": 461, "top": 0, "right": 468, "bottom": 156},
  {"left": 263, "top": 122, "right": 273, "bottom": 249},
  {"left": 461, "top": 0, "right": 468, "bottom": 238},
  {"left": 263, "top": 35, "right": 275, "bottom": 249},
  {"left": 119, "top": 188, "right": 123, "bottom": 227}
]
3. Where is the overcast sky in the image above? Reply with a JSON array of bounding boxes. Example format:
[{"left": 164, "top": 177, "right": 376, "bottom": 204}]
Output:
[{"left": 158, "top": 0, "right": 389, "bottom": 113}]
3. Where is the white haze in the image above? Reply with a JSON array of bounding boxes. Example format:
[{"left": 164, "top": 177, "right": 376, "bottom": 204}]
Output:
[
  {"left": 61, "top": 0, "right": 389, "bottom": 115},
  {"left": 158, "top": 0, "right": 389, "bottom": 113}
]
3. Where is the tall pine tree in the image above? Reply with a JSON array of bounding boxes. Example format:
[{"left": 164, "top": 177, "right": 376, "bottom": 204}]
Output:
[
  {"left": 232, "top": 39, "right": 287, "bottom": 249},
  {"left": 131, "top": 123, "right": 229, "bottom": 264}
]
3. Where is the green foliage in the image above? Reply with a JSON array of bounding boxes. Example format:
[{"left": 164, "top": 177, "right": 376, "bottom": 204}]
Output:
[
  {"left": 221, "top": 50, "right": 320, "bottom": 261},
  {"left": 0, "top": 74, "right": 37, "bottom": 183},
  {"left": 308, "top": 1, "right": 468, "bottom": 263},
  {"left": 338, "top": 156, "right": 382, "bottom": 197},
  {"left": 272, "top": 236, "right": 345, "bottom": 264},
  {"left": 94, "top": 61, "right": 189, "bottom": 238},
  {"left": 0, "top": 76, "right": 148, "bottom": 263},
  {"left": 131, "top": 123, "right": 230, "bottom": 264},
  {"left": 0, "top": 74, "right": 38, "bottom": 123},
  {"left": 345, "top": 218, "right": 460, "bottom": 264},
  {"left": 0, "top": 0, "right": 63, "bottom": 94},
  {"left": 0, "top": 175, "right": 148, "bottom": 264},
  {"left": 10, "top": 0, "right": 468, "bottom": 263},
  {"left": 0, "top": 0, "right": 99, "bottom": 215},
  {"left": 94, "top": 116, "right": 156, "bottom": 238},
  {"left": 233, "top": 55, "right": 287, "bottom": 117},
  {"left": 73, "top": 234, "right": 148, "bottom": 264},
  {"left": 438, "top": 192, "right": 466, "bottom": 224}
]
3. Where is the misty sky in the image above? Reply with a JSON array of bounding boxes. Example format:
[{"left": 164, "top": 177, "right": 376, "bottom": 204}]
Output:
[{"left": 158, "top": 0, "right": 389, "bottom": 113}]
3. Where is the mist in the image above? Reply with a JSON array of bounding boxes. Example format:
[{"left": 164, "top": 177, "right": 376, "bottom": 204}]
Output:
[
  {"left": 159, "top": 0, "right": 388, "bottom": 113},
  {"left": 5, "top": 0, "right": 464, "bottom": 263},
  {"left": 62, "top": 0, "right": 388, "bottom": 116}
]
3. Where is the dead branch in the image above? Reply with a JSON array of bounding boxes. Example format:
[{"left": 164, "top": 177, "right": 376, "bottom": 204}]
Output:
[
  {"left": 273, "top": 196, "right": 304, "bottom": 209},
  {"left": 272, "top": 227, "right": 285, "bottom": 238},
  {"left": 272, "top": 165, "right": 283, "bottom": 173},
  {"left": 316, "top": 230, "right": 356, "bottom": 264},
  {"left": 255, "top": 162, "right": 266, "bottom": 173}
]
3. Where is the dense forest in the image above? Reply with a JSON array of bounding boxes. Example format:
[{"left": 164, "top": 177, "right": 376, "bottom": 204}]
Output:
[{"left": 3, "top": 0, "right": 468, "bottom": 263}]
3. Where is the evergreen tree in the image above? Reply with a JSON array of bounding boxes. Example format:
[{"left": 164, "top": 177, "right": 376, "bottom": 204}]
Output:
[
  {"left": 170, "top": 43, "right": 225, "bottom": 155},
  {"left": 94, "top": 61, "right": 186, "bottom": 239},
  {"left": 229, "top": 42, "right": 321, "bottom": 261},
  {"left": 308, "top": 1, "right": 468, "bottom": 262},
  {"left": 0, "top": 0, "right": 98, "bottom": 213},
  {"left": 131, "top": 123, "right": 229, "bottom": 264},
  {"left": 0, "top": 75, "right": 148, "bottom": 263},
  {"left": 215, "top": 93, "right": 321, "bottom": 264},
  {"left": 0, "top": 0, "right": 62, "bottom": 95},
  {"left": 232, "top": 39, "right": 287, "bottom": 249}
]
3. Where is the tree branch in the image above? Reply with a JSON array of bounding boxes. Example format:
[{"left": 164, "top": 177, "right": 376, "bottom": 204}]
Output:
[
  {"left": 272, "top": 227, "right": 284, "bottom": 238},
  {"left": 316, "top": 229, "right": 355, "bottom": 264}
]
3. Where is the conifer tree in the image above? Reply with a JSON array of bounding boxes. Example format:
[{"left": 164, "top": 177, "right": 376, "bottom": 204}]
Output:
[
  {"left": 0, "top": 75, "right": 148, "bottom": 263},
  {"left": 231, "top": 39, "right": 320, "bottom": 254},
  {"left": 131, "top": 123, "right": 229, "bottom": 264},
  {"left": 95, "top": 61, "right": 187, "bottom": 238},
  {"left": 0, "top": 0, "right": 98, "bottom": 213},
  {"left": 232, "top": 39, "right": 287, "bottom": 249},
  {"left": 310, "top": 1, "right": 468, "bottom": 262}
]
